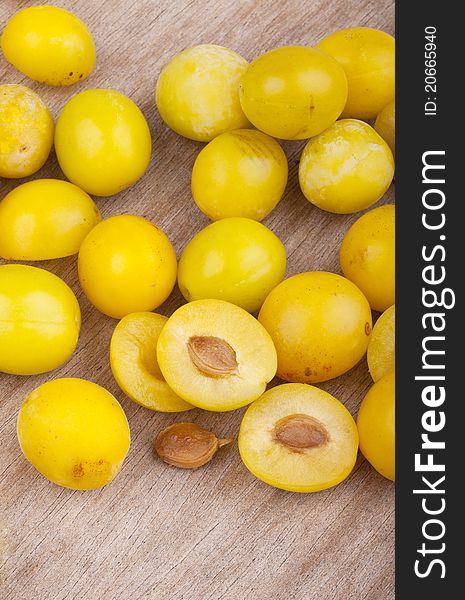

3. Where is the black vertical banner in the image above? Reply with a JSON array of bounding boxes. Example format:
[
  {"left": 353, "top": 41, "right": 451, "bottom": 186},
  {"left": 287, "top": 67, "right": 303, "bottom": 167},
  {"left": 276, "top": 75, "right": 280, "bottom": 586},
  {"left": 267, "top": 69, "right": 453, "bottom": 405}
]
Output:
[{"left": 396, "top": 2, "right": 461, "bottom": 597}]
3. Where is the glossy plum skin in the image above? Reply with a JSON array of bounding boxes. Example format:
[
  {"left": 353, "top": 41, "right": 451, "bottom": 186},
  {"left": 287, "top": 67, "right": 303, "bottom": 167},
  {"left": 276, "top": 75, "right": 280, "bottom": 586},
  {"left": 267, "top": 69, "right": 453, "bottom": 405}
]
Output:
[
  {"left": 258, "top": 271, "right": 372, "bottom": 384},
  {"left": 0, "top": 179, "right": 101, "bottom": 261},
  {"left": 0, "top": 264, "right": 81, "bottom": 375},
  {"left": 191, "top": 129, "right": 288, "bottom": 221},
  {"left": 239, "top": 46, "right": 348, "bottom": 140},
  {"left": 17, "top": 378, "right": 130, "bottom": 490},
  {"left": 317, "top": 27, "right": 395, "bottom": 120},
  {"left": 340, "top": 204, "right": 395, "bottom": 312},
  {"left": 357, "top": 371, "right": 395, "bottom": 481},
  {"left": 1, "top": 6, "right": 95, "bottom": 86},
  {"left": 78, "top": 215, "right": 177, "bottom": 319},
  {"left": 55, "top": 89, "right": 151, "bottom": 196},
  {"left": 178, "top": 218, "right": 286, "bottom": 313}
]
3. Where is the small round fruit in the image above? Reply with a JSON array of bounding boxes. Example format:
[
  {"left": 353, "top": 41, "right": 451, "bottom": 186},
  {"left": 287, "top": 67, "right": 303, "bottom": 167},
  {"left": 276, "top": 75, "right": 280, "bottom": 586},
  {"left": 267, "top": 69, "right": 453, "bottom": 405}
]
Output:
[
  {"left": 317, "top": 27, "right": 395, "bottom": 120},
  {"left": 0, "top": 264, "right": 80, "bottom": 375},
  {"left": 17, "top": 378, "right": 130, "bottom": 490},
  {"left": 192, "top": 129, "right": 288, "bottom": 221},
  {"left": 238, "top": 383, "right": 359, "bottom": 492},
  {"left": 1, "top": 6, "right": 95, "bottom": 86},
  {"left": 367, "top": 305, "right": 395, "bottom": 382},
  {"left": 375, "top": 100, "right": 395, "bottom": 155},
  {"left": 357, "top": 370, "right": 395, "bottom": 481},
  {"left": 0, "top": 179, "right": 101, "bottom": 261},
  {"left": 298, "top": 119, "right": 394, "bottom": 214},
  {"left": 178, "top": 218, "right": 286, "bottom": 313},
  {"left": 0, "top": 84, "right": 54, "bottom": 179},
  {"left": 110, "top": 312, "right": 193, "bottom": 412},
  {"left": 239, "top": 46, "right": 348, "bottom": 140},
  {"left": 258, "top": 271, "right": 372, "bottom": 383},
  {"left": 340, "top": 204, "right": 395, "bottom": 311},
  {"left": 78, "top": 215, "right": 177, "bottom": 319},
  {"left": 55, "top": 89, "right": 151, "bottom": 196},
  {"left": 156, "top": 44, "right": 250, "bottom": 142},
  {"left": 157, "top": 299, "right": 277, "bottom": 411}
]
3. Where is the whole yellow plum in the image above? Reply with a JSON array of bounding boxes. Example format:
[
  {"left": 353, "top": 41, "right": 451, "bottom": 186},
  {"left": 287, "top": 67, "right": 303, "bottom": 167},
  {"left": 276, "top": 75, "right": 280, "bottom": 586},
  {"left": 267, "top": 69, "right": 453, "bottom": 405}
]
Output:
[
  {"left": 317, "top": 27, "right": 395, "bottom": 120},
  {"left": 0, "top": 264, "right": 81, "bottom": 375},
  {"left": 178, "top": 218, "right": 286, "bottom": 313},
  {"left": 17, "top": 378, "right": 130, "bottom": 490},
  {"left": 0, "top": 84, "right": 54, "bottom": 179},
  {"left": 156, "top": 44, "right": 250, "bottom": 141},
  {"left": 239, "top": 46, "right": 348, "bottom": 140},
  {"left": 357, "top": 370, "right": 395, "bottom": 481},
  {"left": 55, "top": 89, "right": 151, "bottom": 196},
  {"left": 0, "top": 179, "right": 101, "bottom": 260},
  {"left": 1, "top": 5, "right": 95, "bottom": 86},
  {"left": 191, "top": 129, "right": 288, "bottom": 221},
  {"left": 340, "top": 204, "right": 395, "bottom": 311},
  {"left": 78, "top": 215, "right": 177, "bottom": 318},
  {"left": 258, "top": 271, "right": 372, "bottom": 383},
  {"left": 298, "top": 119, "right": 394, "bottom": 214}
]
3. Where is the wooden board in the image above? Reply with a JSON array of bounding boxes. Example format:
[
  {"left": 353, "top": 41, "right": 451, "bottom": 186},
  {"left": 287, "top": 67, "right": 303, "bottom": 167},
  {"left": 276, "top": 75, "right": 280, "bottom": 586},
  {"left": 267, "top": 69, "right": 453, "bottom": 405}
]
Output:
[{"left": 0, "top": 1, "right": 395, "bottom": 598}]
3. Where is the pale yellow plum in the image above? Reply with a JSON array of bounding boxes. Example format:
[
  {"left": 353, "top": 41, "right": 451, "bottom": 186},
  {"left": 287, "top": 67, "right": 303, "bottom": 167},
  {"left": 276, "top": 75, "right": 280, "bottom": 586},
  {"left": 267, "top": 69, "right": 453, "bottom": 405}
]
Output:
[
  {"left": 177, "top": 218, "right": 286, "bottom": 313},
  {"left": 0, "top": 84, "right": 54, "bottom": 178},
  {"left": 298, "top": 119, "right": 394, "bottom": 214},
  {"left": 156, "top": 44, "right": 250, "bottom": 141},
  {"left": 55, "top": 89, "right": 151, "bottom": 196},
  {"left": 0, "top": 264, "right": 80, "bottom": 375}
]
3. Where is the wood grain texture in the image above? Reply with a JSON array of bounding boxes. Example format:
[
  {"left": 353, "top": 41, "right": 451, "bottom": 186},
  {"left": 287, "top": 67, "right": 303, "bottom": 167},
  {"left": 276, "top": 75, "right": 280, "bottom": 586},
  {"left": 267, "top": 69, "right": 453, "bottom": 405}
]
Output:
[{"left": 0, "top": 1, "right": 395, "bottom": 598}]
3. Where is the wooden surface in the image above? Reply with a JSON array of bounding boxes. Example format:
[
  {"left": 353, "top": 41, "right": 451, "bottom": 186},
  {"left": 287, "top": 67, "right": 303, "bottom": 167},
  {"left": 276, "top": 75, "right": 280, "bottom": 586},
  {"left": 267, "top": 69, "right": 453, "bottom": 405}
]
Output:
[{"left": 0, "top": 1, "right": 395, "bottom": 598}]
